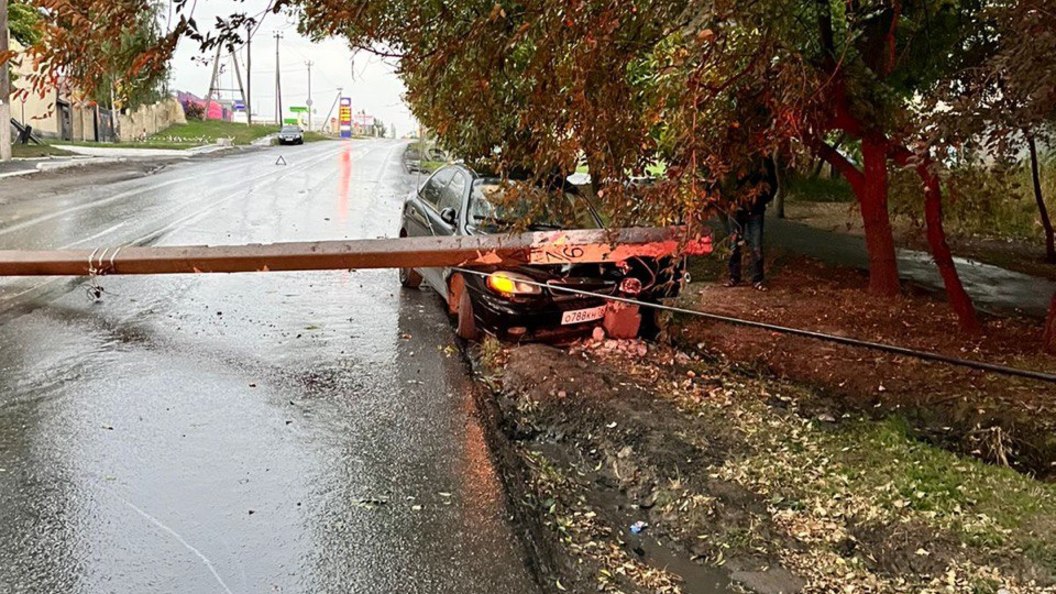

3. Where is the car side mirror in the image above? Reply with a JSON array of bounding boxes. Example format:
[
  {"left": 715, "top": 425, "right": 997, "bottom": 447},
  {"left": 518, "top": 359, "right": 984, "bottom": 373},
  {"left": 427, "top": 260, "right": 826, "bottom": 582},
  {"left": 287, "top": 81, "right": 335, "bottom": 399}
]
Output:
[{"left": 440, "top": 208, "right": 458, "bottom": 225}]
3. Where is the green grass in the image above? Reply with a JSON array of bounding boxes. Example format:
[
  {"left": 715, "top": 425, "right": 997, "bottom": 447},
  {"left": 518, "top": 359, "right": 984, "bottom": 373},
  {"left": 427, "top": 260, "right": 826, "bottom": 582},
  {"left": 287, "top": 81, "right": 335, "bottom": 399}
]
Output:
[
  {"left": 420, "top": 159, "right": 445, "bottom": 173},
  {"left": 302, "top": 131, "right": 333, "bottom": 143},
  {"left": 723, "top": 403, "right": 1056, "bottom": 567},
  {"left": 835, "top": 418, "right": 1056, "bottom": 552},
  {"left": 10, "top": 144, "right": 74, "bottom": 158},
  {"left": 61, "top": 140, "right": 201, "bottom": 151},
  {"left": 786, "top": 173, "right": 856, "bottom": 203},
  {"left": 697, "top": 376, "right": 1056, "bottom": 587},
  {"left": 574, "top": 161, "right": 668, "bottom": 177},
  {"left": 148, "top": 120, "right": 277, "bottom": 146},
  {"left": 790, "top": 159, "right": 1055, "bottom": 243}
]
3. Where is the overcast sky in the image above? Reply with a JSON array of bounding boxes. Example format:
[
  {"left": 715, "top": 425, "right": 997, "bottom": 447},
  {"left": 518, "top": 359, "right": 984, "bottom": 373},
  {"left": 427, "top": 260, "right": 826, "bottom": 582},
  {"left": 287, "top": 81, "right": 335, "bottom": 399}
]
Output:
[{"left": 167, "top": 1, "right": 417, "bottom": 135}]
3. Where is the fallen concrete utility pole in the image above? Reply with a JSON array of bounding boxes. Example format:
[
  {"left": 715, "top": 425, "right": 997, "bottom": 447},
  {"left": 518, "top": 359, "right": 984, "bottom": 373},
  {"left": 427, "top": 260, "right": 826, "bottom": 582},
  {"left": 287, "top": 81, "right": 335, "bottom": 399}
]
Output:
[{"left": 0, "top": 228, "right": 712, "bottom": 276}]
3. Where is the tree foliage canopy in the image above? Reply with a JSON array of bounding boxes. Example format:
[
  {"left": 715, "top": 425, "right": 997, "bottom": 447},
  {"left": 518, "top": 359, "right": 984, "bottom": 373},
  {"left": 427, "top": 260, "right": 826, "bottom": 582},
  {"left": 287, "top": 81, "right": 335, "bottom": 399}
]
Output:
[
  {"left": 6, "top": 0, "right": 1051, "bottom": 217},
  {"left": 9, "top": 1, "right": 42, "bottom": 46}
]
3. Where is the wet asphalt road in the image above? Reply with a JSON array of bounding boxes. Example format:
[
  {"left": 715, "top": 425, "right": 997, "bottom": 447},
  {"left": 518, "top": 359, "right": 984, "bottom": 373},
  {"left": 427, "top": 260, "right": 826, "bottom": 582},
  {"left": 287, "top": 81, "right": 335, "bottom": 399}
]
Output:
[{"left": 0, "top": 140, "right": 539, "bottom": 593}]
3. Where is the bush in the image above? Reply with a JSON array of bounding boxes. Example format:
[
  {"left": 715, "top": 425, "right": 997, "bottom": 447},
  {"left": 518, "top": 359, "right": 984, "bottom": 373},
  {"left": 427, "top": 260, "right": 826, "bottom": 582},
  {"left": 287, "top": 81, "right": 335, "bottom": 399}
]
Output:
[
  {"left": 183, "top": 102, "right": 205, "bottom": 121},
  {"left": 888, "top": 154, "right": 1052, "bottom": 242}
]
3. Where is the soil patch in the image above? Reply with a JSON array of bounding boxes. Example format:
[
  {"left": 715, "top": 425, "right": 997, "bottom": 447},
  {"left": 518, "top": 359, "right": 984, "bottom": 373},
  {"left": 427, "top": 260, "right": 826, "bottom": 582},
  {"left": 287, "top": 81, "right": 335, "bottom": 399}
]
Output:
[
  {"left": 475, "top": 338, "right": 1056, "bottom": 593},
  {"left": 677, "top": 255, "right": 1056, "bottom": 478}
]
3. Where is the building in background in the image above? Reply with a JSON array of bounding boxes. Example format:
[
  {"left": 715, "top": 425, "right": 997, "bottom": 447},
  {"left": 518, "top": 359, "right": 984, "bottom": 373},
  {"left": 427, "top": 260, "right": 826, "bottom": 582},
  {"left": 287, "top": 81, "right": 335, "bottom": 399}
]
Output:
[
  {"left": 8, "top": 39, "right": 103, "bottom": 141},
  {"left": 176, "top": 91, "right": 234, "bottom": 121}
]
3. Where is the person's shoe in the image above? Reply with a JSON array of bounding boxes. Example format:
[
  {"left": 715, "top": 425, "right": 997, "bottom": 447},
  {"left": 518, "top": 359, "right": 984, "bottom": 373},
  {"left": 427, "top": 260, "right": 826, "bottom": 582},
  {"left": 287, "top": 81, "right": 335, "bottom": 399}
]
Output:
[
  {"left": 724, "top": 279, "right": 741, "bottom": 287},
  {"left": 753, "top": 281, "right": 768, "bottom": 292}
]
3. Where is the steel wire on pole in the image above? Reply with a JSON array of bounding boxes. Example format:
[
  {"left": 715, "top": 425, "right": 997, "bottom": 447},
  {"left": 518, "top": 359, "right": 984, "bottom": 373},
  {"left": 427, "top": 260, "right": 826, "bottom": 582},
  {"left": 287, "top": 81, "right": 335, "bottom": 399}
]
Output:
[{"left": 451, "top": 267, "right": 1056, "bottom": 385}]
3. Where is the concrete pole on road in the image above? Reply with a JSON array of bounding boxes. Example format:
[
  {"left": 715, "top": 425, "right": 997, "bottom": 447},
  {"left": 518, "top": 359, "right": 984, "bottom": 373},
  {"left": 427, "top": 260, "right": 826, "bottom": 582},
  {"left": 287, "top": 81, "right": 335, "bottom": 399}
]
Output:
[
  {"left": 245, "top": 23, "right": 253, "bottom": 126},
  {"left": 321, "top": 88, "right": 341, "bottom": 134},
  {"left": 0, "top": 229, "right": 714, "bottom": 276},
  {"left": 204, "top": 44, "right": 222, "bottom": 123},
  {"left": 0, "top": 0, "right": 12, "bottom": 162},
  {"left": 231, "top": 48, "right": 247, "bottom": 117},
  {"left": 274, "top": 32, "right": 283, "bottom": 124}
]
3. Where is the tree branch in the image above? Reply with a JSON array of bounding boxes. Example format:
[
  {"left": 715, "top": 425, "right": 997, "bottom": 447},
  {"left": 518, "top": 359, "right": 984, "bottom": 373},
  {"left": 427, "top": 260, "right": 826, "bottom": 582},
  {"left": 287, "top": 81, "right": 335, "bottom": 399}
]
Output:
[{"left": 815, "top": 140, "right": 865, "bottom": 190}]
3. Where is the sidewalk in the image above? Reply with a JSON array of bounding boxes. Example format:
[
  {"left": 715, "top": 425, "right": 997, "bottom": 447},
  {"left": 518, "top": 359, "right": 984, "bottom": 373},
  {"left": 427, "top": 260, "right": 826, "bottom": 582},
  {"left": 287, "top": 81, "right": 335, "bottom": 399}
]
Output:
[
  {"left": 762, "top": 216, "right": 1055, "bottom": 318},
  {"left": 53, "top": 143, "right": 232, "bottom": 158},
  {"left": 0, "top": 159, "right": 44, "bottom": 179},
  {"left": 0, "top": 155, "right": 128, "bottom": 179}
]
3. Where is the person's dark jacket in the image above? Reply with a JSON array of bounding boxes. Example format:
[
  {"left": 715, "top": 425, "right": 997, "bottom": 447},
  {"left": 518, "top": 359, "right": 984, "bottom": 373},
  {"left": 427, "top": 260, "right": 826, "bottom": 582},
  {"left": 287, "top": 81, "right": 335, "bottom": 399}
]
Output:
[{"left": 737, "top": 157, "right": 778, "bottom": 216}]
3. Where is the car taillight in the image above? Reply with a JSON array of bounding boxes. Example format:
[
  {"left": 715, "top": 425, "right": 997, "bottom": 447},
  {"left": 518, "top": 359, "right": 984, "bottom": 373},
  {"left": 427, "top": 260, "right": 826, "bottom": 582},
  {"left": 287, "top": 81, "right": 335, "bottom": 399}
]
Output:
[
  {"left": 486, "top": 272, "right": 542, "bottom": 296},
  {"left": 619, "top": 277, "right": 642, "bottom": 296}
]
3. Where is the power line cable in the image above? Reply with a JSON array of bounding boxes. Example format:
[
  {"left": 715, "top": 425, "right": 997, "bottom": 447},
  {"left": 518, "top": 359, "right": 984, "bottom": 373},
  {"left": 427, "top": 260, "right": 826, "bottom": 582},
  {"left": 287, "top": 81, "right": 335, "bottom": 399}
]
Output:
[{"left": 449, "top": 267, "right": 1056, "bottom": 384}]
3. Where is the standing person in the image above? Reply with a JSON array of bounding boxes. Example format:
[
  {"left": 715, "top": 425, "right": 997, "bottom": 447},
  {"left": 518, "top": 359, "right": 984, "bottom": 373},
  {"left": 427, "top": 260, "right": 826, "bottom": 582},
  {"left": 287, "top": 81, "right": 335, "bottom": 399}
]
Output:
[{"left": 725, "top": 156, "right": 777, "bottom": 291}]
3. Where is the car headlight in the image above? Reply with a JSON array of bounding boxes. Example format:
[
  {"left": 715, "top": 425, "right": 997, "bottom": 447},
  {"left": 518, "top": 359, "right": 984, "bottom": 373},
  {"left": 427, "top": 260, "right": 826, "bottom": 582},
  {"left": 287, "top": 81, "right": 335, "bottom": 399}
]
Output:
[{"left": 486, "top": 271, "right": 542, "bottom": 296}]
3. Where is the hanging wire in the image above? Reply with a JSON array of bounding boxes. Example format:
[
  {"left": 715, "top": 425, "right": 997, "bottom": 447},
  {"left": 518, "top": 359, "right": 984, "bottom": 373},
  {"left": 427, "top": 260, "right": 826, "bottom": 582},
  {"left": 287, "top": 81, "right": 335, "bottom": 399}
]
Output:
[{"left": 450, "top": 266, "right": 1056, "bottom": 384}]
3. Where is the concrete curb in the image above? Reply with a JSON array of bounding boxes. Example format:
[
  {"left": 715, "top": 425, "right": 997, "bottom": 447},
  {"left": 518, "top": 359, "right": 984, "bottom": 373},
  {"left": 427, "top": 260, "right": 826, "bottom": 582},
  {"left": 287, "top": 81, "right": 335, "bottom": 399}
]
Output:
[
  {"left": 53, "top": 144, "right": 192, "bottom": 158},
  {"left": 36, "top": 157, "right": 126, "bottom": 172},
  {"left": 0, "top": 168, "right": 40, "bottom": 180}
]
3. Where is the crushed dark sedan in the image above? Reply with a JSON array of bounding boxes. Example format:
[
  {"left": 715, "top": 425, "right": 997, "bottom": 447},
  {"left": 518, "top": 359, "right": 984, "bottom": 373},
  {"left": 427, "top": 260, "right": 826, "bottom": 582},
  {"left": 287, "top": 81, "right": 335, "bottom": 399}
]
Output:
[{"left": 397, "top": 164, "right": 686, "bottom": 341}]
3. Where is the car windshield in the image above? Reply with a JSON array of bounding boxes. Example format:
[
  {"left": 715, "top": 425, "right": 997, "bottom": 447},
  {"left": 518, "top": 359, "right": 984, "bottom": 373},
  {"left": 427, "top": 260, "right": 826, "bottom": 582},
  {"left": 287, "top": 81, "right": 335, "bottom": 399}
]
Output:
[
  {"left": 469, "top": 181, "right": 601, "bottom": 231},
  {"left": 281, "top": 126, "right": 300, "bottom": 133}
]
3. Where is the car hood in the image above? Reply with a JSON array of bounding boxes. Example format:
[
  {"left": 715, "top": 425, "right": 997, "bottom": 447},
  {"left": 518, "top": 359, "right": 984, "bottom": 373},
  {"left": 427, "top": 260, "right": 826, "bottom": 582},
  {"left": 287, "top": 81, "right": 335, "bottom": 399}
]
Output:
[{"left": 463, "top": 223, "right": 679, "bottom": 295}]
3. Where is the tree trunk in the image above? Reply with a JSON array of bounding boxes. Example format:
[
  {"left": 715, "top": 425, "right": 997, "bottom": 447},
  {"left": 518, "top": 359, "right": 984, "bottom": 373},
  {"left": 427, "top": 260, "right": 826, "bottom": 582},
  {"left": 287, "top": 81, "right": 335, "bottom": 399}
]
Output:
[
  {"left": 811, "top": 134, "right": 844, "bottom": 180},
  {"left": 1045, "top": 292, "right": 1056, "bottom": 354},
  {"left": 917, "top": 162, "right": 982, "bottom": 334},
  {"left": 809, "top": 157, "right": 825, "bottom": 180},
  {"left": 774, "top": 150, "right": 787, "bottom": 219},
  {"left": 859, "top": 135, "right": 901, "bottom": 297},
  {"left": 1027, "top": 132, "right": 1056, "bottom": 264}
]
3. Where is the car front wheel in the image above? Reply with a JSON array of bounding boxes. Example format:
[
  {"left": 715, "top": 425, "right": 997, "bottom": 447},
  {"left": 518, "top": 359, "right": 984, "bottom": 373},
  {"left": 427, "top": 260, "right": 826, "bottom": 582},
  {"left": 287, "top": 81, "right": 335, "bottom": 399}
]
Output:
[
  {"left": 399, "top": 266, "right": 422, "bottom": 288},
  {"left": 456, "top": 282, "right": 479, "bottom": 340}
]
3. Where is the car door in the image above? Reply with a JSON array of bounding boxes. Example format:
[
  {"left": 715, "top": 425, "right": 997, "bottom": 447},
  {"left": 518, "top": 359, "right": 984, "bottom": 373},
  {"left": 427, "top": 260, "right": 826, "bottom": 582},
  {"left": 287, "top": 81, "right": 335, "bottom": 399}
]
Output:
[
  {"left": 405, "top": 167, "right": 456, "bottom": 290},
  {"left": 427, "top": 169, "right": 471, "bottom": 295},
  {"left": 405, "top": 167, "right": 453, "bottom": 237},
  {"left": 433, "top": 169, "right": 469, "bottom": 235}
]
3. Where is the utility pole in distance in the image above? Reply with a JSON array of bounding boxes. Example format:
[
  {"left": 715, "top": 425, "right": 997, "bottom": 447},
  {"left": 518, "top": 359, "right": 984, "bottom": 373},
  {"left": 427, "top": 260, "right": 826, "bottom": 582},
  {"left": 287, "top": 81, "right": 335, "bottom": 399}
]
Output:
[
  {"left": 273, "top": 32, "right": 283, "bottom": 124},
  {"left": 245, "top": 23, "right": 253, "bottom": 126},
  {"left": 304, "top": 60, "right": 314, "bottom": 132},
  {"left": 0, "top": 0, "right": 12, "bottom": 162}
]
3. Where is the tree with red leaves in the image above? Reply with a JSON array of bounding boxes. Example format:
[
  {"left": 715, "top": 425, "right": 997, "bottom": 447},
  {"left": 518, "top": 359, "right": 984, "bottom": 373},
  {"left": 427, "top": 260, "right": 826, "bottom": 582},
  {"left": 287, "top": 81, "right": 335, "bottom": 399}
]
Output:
[{"left": 7, "top": 0, "right": 1024, "bottom": 335}]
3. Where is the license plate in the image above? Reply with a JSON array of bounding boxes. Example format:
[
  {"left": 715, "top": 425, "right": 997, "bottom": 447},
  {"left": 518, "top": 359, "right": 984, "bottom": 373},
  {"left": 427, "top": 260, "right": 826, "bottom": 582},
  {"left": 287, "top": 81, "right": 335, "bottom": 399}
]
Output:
[{"left": 561, "top": 305, "right": 606, "bottom": 325}]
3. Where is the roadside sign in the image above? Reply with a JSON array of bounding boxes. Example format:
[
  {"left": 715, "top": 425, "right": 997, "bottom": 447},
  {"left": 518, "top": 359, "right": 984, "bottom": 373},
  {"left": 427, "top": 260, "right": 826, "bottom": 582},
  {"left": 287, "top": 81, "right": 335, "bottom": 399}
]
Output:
[
  {"left": 289, "top": 106, "right": 309, "bottom": 113},
  {"left": 354, "top": 113, "right": 374, "bottom": 128},
  {"left": 339, "top": 97, "right": 353, "bottom": 139},
  {"left": 283, "top": 117, "right": 298, "bottom": 125}
]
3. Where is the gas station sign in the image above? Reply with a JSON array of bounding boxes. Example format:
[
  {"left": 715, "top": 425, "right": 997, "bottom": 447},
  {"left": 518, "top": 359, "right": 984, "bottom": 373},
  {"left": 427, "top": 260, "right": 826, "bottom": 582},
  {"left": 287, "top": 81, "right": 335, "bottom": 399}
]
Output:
[{"left": 339, "top": 98, "right": 353, "bottom": 139}]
